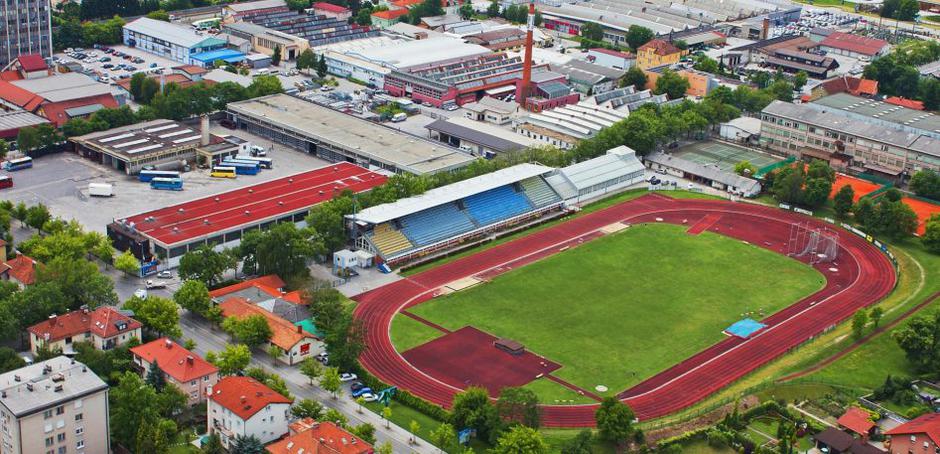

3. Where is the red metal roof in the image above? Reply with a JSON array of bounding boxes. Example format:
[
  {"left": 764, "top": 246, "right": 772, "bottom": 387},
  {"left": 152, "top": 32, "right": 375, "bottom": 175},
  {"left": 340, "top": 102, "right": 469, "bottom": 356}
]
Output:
[
  {"left": 886, "top": 413, "right": 940, "bottom": 446},
  {"left": 266, "top": 419, "right": 373, "bottom": 454},
  {"left": 820, "top": 32, "right": 888, "bottom": 57},
  {"left": 837, "top": 407, "right": 875, "bottom": 436},
  {"left": 17, "top": 54, "right": 48, "bottom": 72},
  {"left": 0, "top": 80, "right": 44, "bottom": 110},
  {"left": 372, "top": 8, "right": 409, "bottom": 19},
  {"left": 638, "top": 39, "right": 682, "bottom": 56},
  {"left": 590, "top": 48, "right": 634, "bottom": 59},
  {"left": 131, "top": 338, "right": 218, "bottom": 383},
  {"left": 312, "top": 2, "right": 349, "bottom": 12},
  {"left": 27, "top": 307, "right": 142, "bottom": 343},
  {"left": 210, "top": 376, "right": 293, "bottom": 420},
  {"left": 39, "top": 93, "right": 119, "bottom": 127},
  {"left": 885, "top": 96, "right": 925, "bottom": 110},
  {"left": 209, "top": 275, "right": 287, "bottom": 298},
  {"left": 120, "top": 163, "right": 387, "bottom": 247}
]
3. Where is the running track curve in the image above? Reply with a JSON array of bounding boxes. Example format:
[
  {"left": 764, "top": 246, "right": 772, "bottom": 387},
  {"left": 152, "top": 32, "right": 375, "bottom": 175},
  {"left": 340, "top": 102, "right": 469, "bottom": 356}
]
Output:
[{"left": 352, "top": 194, "right": 896, "bottom": 427}]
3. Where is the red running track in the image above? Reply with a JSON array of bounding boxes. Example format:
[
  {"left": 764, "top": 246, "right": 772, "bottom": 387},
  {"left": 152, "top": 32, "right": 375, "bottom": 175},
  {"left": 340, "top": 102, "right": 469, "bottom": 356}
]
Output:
[{"left": 352, "top": 194, "right": 896, "bottom": 427}]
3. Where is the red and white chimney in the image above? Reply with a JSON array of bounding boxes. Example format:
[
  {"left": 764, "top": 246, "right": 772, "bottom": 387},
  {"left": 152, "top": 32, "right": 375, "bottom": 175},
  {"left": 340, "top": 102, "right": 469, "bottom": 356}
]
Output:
[{"left": 519, "top": 2, "right": 536, "bottom": 107}]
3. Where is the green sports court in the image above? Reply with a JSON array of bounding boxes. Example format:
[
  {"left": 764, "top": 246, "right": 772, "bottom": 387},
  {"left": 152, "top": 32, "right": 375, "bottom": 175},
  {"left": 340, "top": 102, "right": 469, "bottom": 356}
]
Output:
[{"left": 673, "top": 141, "right": 783, "bottom": 174}]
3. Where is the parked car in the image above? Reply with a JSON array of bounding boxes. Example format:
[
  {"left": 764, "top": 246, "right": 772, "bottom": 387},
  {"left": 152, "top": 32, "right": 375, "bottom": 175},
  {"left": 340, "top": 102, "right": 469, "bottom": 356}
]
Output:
[
  {"left": 361, "top": 393, "right": 378, "bottom": 402},
  {"left": 145, "top": 280, "right": 167, "bottom": 289},
  {"left": 350, "top": 382, "right": 366, "bottom": 392},
  {"left": 156, "top": 270, "right": 172, "bottom": 279},
  {"left": 150, "top": 63, "right": 158, "bottom": 68},
  {"left": 315, "top": 352, "right": 329, "bottom": 363},
  {"left": 339, "top": 373, "right": 357, "bottom": 382},
  {"left": 219, "top": 118, "right": 236, "bottom": 129},
  {"left": 351, "top": 387, "right": 373, "bottom": 398},
  {"left": 444, "top": 104, "right": 459, "bottom": 111},
  {"left": 134, "top": 289, "right": 148, "bottom": 299}
]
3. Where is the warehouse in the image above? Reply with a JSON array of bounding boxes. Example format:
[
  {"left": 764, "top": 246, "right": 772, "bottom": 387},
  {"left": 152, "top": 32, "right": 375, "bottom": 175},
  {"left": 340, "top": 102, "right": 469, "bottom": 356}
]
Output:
[
  {"left": 226, "top": 94, "right": 475, "bottom": 174},
  {"left": 426, "top": 116, "right": 544, "bottom": 157},
  {"left": 70, "top": 120, "right": 205, "bottom": 174},
  {"left": 123, "top": 18, "right": 229, "bottom": 64},
  {"left": 109, "top": 162, "right": 386, "bottom": 266}
]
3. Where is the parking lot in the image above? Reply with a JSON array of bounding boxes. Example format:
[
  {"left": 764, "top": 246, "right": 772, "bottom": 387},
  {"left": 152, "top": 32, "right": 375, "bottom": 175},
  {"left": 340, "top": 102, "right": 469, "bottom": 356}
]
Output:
[
  {"left": 1, "top": 125, "right": 329, "bottom": 234},
  {"left": 57, "top": 44, "right": 183, "bottom": 84}
]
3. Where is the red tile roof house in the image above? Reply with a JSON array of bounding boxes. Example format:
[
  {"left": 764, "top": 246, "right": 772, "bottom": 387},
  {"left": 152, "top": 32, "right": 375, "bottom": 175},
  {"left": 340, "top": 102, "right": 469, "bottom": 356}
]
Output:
[
  {"left": 2, "top": 253, "right": 37, "bottom": 287},
  {"left": 208, "top": 376, "right": 293, "bottom": 450},
  {"left": 819, "top": 32, "right": 891, "bottom": 59},
  {"left": 311, "top": 1, "right": 351, "bottom": 20},
  {"left": 838, "top": 406, "right": 877, "bottom": 440},
  {"left": 27, "top": 306, "right": 142, "bottom": 356},
  {"left": 266, "top": 418, "right": 374, "bottom": 454},
  {"left": 10, "top": 54, "right": 50, "bottom": 79},
  {"left": 885, "top": 413, "right": 940, "bottom": 453},
  {"left": 218, "top": 298, "right": 321, "bottom": 365},
  {"left": 131, "top": 338, "right": 220, "bottom": 405}
]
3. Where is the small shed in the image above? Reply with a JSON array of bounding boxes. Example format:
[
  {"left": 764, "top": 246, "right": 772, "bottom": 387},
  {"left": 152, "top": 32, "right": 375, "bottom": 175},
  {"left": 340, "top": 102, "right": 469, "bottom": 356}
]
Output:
[
  {"left": 494, "top": 338, "right": 524, "bottom": 355},
  {"left": 333, "top": 249, "right": 359, "bottom": 271}
]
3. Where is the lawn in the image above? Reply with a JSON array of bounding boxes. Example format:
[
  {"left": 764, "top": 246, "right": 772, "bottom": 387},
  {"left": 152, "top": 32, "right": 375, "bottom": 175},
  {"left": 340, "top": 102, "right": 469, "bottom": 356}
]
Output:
[
  {"left": 389, "top": 314, "right": 443, "bottom": 352},
  {"left": 404, "top": 223, "right": 825, "bottom": 398}
]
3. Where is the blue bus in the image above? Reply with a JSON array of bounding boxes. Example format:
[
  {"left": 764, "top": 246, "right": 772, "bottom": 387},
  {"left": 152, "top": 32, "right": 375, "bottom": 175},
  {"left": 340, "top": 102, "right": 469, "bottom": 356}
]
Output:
[
  {"left": 139, "top": 170, "right": 180, "bottom": 182},
  {"left": 220, "top": 160, "right": 260, "bottom": 175},
  {"left": 3, "top": 157, "right": 32, "bottom": 171},
  {"left": 222, "top": 158, "right": 261, "bottom": 170},
  {"left": 235, "top": 156, "right": 273, "bottom": 169},
  {"left": 150, "top": 177, "right": 183, "bottom": 191}
]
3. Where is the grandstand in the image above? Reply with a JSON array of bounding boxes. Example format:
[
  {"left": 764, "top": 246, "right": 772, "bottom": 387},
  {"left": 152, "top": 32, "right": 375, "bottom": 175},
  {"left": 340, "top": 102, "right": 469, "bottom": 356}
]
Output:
[{"left": 348, "top": 164, "right": 564, "bottom": 264}]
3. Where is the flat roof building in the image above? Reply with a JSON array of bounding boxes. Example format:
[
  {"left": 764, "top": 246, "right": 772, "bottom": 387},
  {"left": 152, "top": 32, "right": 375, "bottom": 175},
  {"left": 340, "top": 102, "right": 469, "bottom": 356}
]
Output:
[
  {"left": 0, "top": 357, "right": 110, "bottom": 454},
  {"left": 554, "top": 59, "right": 626, "bottom": 95},
  {"left": 226, "top": 94, "right": 475, "bottom": 174},
  {"left": 514, "top": 100, "right": 628, "bottom": 149},
  {"left": 70, "top": 120, "right": 204, "bottom": 175},
  {"left": 108, "top": 162, "right": 386, "bottom": 265},
  {"left": 545, "top": 145, "right": 646, "bottom": 203},
  {"left": 426, "top": 116, "right": 544, "bottom": 157},
  {"left": 645, "top": 151, "right": 762, "bottom": 196},
  {"left": 123, "top": 17, "right": 228, "bottom": 64}
]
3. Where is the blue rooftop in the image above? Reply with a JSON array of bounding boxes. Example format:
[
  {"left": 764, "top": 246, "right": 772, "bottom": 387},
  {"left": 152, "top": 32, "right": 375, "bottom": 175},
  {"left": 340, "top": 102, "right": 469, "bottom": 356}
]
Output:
[{"left": 190, "top": 48, "right": 246, "bottom": 65}]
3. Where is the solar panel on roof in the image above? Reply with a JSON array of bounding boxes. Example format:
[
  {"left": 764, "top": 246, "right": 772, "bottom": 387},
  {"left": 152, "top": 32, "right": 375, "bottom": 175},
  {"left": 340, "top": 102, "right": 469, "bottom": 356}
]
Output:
[{"left": 114, "top": 139, "right": 150, "bottom": 148}]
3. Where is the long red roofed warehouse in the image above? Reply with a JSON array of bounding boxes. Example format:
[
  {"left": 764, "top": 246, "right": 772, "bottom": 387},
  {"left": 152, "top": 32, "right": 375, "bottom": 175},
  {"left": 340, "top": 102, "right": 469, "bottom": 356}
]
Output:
[{"left": 108, "top": 162, "right": 387, "bottom": 267}]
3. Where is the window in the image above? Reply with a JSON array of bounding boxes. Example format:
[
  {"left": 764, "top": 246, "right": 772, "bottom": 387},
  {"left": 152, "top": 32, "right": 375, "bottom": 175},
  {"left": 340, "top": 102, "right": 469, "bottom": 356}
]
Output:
[
  {"left": 56, "top": 406, "right": 64, "bottom": 415},
  {"left": 45, "top": 437, "right": 53, "bottom": 447},
  {"left": 57, "top": 433, "right": 66, "bottom": 442},
  {"left": 75, "top": 427, "right": 83, "bottom": 436},
  {"left": 57, "top": 447, "right": 66, "bottom": 454},
  {"left": 76, "top": 440, "right": 84, "bottom": 450},
  {"left": 43, "top": 410, "right": 53, "bottom": 419},
  {"left": 74, "top": 413, "right": 82, "bottom": 422}
]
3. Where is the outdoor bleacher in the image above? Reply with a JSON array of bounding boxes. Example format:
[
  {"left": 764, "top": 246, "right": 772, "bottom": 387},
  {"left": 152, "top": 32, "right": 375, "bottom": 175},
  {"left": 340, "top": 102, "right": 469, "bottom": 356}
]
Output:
[{"left": 348, "top": 164, "right": 564, "bottom": 263}]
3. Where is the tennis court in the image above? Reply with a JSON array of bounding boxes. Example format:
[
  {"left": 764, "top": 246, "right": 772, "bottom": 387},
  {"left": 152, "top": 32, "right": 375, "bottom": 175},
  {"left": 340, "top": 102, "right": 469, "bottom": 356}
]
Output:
[
  {"left": 830, "top": 174, "right": 884, "bottom": 202},
  {"left": 673, "top": 141, "right": 782, "bottom": 173},
  {"left": 902, "top": 197, "right": 940, "bottom": 235}
]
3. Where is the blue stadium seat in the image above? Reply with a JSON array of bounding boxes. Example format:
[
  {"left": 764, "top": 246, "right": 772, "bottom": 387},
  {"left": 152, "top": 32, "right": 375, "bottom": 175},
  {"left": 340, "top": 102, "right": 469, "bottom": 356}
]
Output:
[
  {"left": 400, "top": 203, "right": 476, "bottom": 246},
  {"left": 463, "top": 185, "right": 534, "bottom": 226}
]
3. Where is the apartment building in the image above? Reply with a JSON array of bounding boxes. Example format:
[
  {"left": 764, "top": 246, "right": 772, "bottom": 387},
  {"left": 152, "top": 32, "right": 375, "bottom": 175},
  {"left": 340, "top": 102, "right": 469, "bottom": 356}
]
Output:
[
  {"left": 27, "top": 307, "right": 142, "bottom": 356},
  {"left": 130, "top": 338, "right": 219, "bottom": 405},
  {"left": 207, "top": 376, "right": 292, "bottom": 449},
  {"left": 0, "top": 0, "right": 53, "bottom": 69},
  {"left": 760, "top": 99, "right": 940, "bottom": 180},
  {"left": 635, "top": 39, "right": 687, "bottom": 70},
  {"left": 0, "top": 357, "right": 109, "bottom": 454}
]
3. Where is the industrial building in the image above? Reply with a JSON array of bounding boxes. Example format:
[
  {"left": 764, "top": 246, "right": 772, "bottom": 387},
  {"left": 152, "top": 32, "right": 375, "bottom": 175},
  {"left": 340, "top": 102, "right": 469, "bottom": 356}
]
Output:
[
  {"left": 426, "top": 116, "right": 544, "bottom": 157},
  {"left": 222, "top": 0, "right": 289, "bottom": 21},
  {"left": 0, "top": 0, "right": 52, "bottom": 69},
  {"left": 461, "top": 96, "right": 519, "bottom": 125},
  {"left": 222, "top": 22, "right": 310, "bottom": 61},
  {"left": 645, "top": 151, "right": 762, "bottom": 196},
  {"left": 727, "top": 35, "right": 838, "bottom": 79},
  {"left": 107, "top": 162, "right": 387, "bottom": 266},
  {"left": 586, "top": 48, "right": 635, "bottom": 71},
  {"left": 513, "top": 101, "right": 627, "bottom": 149},
  {"left": 582, "top": 85, "right": 680, "bottom": 112},
  {"left": 464, "top": 28, "right": 528, "bottom": 51},
  {"left": 123, "top": 18, "right": 229, "bottom": 65},
  {"left": 226, "top": 94, "right": 475, "bottom": 174},
  {"left": 239, "top": 9, "right": 379, "bottom": 49},
  {"left": 0, "top": 71, "right": 120, "bottom": 127},
  {"left": 70, "top": 120, "right": 205, "bottom": 174},
  {"left": 554, "top": 59, "right": 626, "bottom": 95},
  {"left": 760, "top": 99, "right": 940, "bottom": 180},
  {"left": 818, "top": 32, "right": 890, "bottom": 58}
]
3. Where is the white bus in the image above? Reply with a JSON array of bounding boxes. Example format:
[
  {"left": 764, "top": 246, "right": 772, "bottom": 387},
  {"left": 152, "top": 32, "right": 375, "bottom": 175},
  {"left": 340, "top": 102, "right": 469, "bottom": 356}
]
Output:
[{"left": 192, "top": 18, "right": 220, "bottom": 30}]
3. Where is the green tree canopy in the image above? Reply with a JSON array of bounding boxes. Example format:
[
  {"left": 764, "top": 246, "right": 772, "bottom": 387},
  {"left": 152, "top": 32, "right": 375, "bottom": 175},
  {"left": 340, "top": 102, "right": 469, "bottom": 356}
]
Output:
[{"left": 123, "top": 295, "right": 181, "bottom": 337}]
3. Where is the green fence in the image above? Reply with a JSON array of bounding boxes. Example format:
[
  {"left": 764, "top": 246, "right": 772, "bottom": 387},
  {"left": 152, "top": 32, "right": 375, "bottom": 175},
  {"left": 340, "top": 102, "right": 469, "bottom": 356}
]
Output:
[{"left": 755, "top": 156, "right": 795, "bottom": 178}]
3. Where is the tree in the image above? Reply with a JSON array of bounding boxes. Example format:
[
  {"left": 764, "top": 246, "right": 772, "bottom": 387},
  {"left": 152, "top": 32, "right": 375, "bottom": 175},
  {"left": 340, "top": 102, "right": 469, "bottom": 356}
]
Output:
[
  {"left": 854, "top": 197, "right": 876, "bottom": 228},
  {"left": 897, "top": 0, "right": 919, "bottom": 20},
  {"left": 222, "top": 314, "right": 273, "bottom": 348},
  {"left": 654, "top": 69, "right": 690, "bottom": 99},
  {"left": 560, "top": 429, "right": 593, "bottom": 454},
  {"left": 486, "top": 0, "right": 499, "bottom": 16},
  {"left": 733, "top": 160, "right": 756, "bottom": 177},
  {"left": 212, "top": 344, "right": 252, "bottom": 375},
  {"left": 16, "top": 126, "right": 40, "bottom": 154},
  {"left": 924, "top": 214, "right": 940, "bottom": 254},
  {"left": 135, "top": 418, "right": 173, "bottom": 454},
  {"left": 237, "top": 223, "right": 321, "bottom": 280},
  {"left": 911, "top": 170, "right": 940, "bottom": 200},
  {"left": 286, "top": 0, "right": 310, "bottom": 10},
  {"left": 580, "top": 22, "right": 604, "bottom": 42},
  {"left": 146, "top": 359, "right": 167, "bottom": 391},
  {"left": 833, "top": 185, "right": 855, "bottom": 219},
  {"left": 492, "top": 426, "right": 548, "bottom": 454},
  {"left": 497, "top": 386, "right": 540, "bottom": 428},
  {"left": 322, "top": 367, "right": 342, "bottom": 398},
  {"left": 409, "top": 420, "right": 422, "bottom": 444},
  {"left": 25, "top": 204, "right": 50, "bottom": 232},
  {"left": 296, "top": 49, "right": 316, "bottom": 70},
  {"left": 231, "top": 435, "right": 266, "bottom": 454},
  {"left": 272, "top": 46, "right": 282, "bottom": 66},
  {"left": 202, "top": 434, "right": 225, "bottom": 454},
  {"left": 351, "top": 423, "right": 377, "bottom": 444},
  {"left": 620, "top": 66, "right": 647, "bottom": 89},
  {"left": 893, "top": 311, "right": 940, "bottom": 373},
  {"left": 178, "top": 245, "right": 234, "bottom": 287},
  {"left": 624, "top": 25, "right": 654, "bottom": 51},
  {"left": 114, "top": 250, "right": 140, "bottom": 276},
  {"left": 382, "top": 406, "right": 393, "bottom": 428},
  {"left": 316, "top": 54, "right": 328, "bottom": 78},
  {"left": 299, "top": 357, "right": 322, "bottom": 384},
  {"left": 452, "top": 386, "right": 502, "bottom": 444},
  {"left": 35, "top": 257, "right": 118, "bottom": 309},
  {"left": 595, "top": 397, "right": 639, "bottom": 447},
  {"left": 145, "top": 9, "right": 170, "bottom": 20},
  {"left": 124, "top": 295, "right": 181, "bottom": 337},
  {"left": 871, "top": 306, "right": 884, "bottom": 328},
  {"left": 110, "top": 371, "right": 161, "bottom": 449},
  {"left": 267, "top": 344, "right": 283, "bottom": 364},
  {"left": 459, "top": 2, "right": 474, "bottom": 19},
  {"left": 376, "top": 441, "right": 394, "bottom": 454},
  {"left": 0, "top": 139, "right": 9, "bottom": 162},
  {"left": 174, "top": 280, "right": 211, "bottom": 315},
  {"left": 793, "top": 71, "right": 808, "bottom": 91},
  {"left": 0, "top": 347, "right": 25, "bottom": 374},
  {"left": 291, "top": 399, "right": 324, "bottom": 419},
  {"left": 430, "top": 423, "right": 458, "bottom": 453},
  {"left": 852, "top": 309, "right": 869, "bottom": 340}
]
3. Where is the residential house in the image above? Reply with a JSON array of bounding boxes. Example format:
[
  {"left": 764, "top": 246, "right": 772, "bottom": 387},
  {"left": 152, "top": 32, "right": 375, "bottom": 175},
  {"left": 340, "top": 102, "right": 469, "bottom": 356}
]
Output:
[
  {"left": 1, "top": 251, "right": 37, "bottom": 287},
  {"left": 885, "top": 413, "right": 940, "bottom": 454},
  {"left": 818, "top": 32, "right": 890, "bottom": 59},
  {"left": 218, "top": 298, "right": 321, "bottom": 365},
  {"left": 310, "top": 2, "right": 352, "bottom": 20},
  {"left": 266, "top": 418, "right": 374, "bottom": 454},
  {"left": 131, "top": 338, "right": 220, "bottom": 405},
  {"left": 636, "top": 39, "right": 687, "bottom": 70},
  {"left": 26, "top": 306, "right": 142, "bottom": 355},
  {"left": 207, "top": 376, "right": 293, "bottom": 449},
  {"left": 838, "top": 407, "right": 877, "bottom": 441},
  {"left": 815, "top": 427, "right": 886, "bottom": 454},
  {"left": 370, "top": 9, "right": 410, "bottom": 29},
  {"left": 0, "top": 357, "right": 110, "bottom": 454},
  {"left": 808, "top": 75, "right": 878, "bottom": 101}
]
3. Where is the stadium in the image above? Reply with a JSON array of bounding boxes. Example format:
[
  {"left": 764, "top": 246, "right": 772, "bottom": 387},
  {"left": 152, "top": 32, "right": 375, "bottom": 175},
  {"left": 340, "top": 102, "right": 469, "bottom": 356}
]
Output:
[{"left": 351, "top": 172, "right": 897, "bottom": 426}]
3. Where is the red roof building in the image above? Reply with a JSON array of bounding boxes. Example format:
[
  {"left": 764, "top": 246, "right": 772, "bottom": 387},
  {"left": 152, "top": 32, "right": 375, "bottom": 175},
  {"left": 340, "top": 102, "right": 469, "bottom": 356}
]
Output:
[
  {"left": 208, "top": 376, "right": 293, "bottom": 449},
  {"left": 819, "top": 32, "right": 890, "bottom": 57},
  {"left": 886, "top": 413, "right": 940, "bottom": 453},
  {"left": 810, "top": 75, "right": 878, "bottom": 101},
  {"left": 218, "top": 297, "right": 318, "bottom": 364},
  {"left": 27, "top": 306, "right": 142, "bottom": 355},
  {"left": 16, "top": 54, "right": 48, "bottom": 73},
  {"left": 590, "top": 48, "right": 634, "bottom": 59},
  {"left": 371, "top": 8, "right": 410, "bottom": 25},
  {"left": 838, "top": 407, "right": 876, "bottom": 439},
  {"left": 131, "top": 338, "right": 220, "bottom": 404},
  {"left": 266, "top": 419, "right": 373, "bottom": 454},
  {"left": 209, "top": 275, "right": 288, "bottom": 299},
  {"left": 884, "top": 96, "right": 925, "bottom": 110},
  {"left": 312, "top": 1, "right": 350, "bottom": 13},
  {"left": 638, "top": 39, "right": 682, "bottom": 56},
  {"left": 38, "top": 93, "right": 120, "bottom": 127},
  {"left": 0, "top": 71, "right": 119, "bottom": 127},
  {"left": 4, "top": 254, "right": 36, "bottom": 286}
]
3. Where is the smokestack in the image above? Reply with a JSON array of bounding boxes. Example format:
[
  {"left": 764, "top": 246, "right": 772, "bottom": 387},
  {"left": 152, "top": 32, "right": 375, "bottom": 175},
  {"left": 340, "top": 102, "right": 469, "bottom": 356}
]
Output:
[
  {"left": 761, "top": 17, "right": 770, "bottom": 40},
  {"left": 200, "top": 115, "right": 210, "bottom": 146},
  {"left": 519, "top": 2, "right": 535, "bottom": 108}
]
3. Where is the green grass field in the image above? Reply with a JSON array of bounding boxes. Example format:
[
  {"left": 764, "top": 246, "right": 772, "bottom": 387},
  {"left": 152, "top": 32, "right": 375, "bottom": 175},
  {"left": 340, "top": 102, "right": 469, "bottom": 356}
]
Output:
[{"left": 400, "top": 223, "right": 825, "bottom": 400}]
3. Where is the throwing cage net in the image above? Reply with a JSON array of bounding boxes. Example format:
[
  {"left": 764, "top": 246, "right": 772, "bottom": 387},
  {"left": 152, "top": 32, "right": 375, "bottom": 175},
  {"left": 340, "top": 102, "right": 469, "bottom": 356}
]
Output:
[{"left": 787, "top": 222, "right": 839, "bottom": 264}]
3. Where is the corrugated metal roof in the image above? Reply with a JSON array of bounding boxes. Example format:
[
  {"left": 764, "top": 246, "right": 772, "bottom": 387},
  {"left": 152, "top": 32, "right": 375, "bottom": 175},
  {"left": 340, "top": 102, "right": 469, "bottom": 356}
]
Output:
[
  {"left": 124, "top": 17, "right": 226, "bottom": 49},
  {"left": 558, "top": 145, "right": 644, "bottom": 190}
]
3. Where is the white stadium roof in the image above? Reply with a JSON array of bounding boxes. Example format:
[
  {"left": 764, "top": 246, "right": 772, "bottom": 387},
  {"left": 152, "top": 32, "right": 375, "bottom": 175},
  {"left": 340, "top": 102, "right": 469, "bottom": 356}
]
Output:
[{"left": 349, "top": 163, "right": 554, "bottom": 225}]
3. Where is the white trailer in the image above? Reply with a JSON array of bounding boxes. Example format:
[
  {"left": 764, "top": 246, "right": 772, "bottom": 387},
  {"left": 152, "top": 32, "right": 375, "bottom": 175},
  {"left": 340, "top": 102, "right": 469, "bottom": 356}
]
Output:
[{"left": 88, "top": 183, "right": 113, "bottom": 197}]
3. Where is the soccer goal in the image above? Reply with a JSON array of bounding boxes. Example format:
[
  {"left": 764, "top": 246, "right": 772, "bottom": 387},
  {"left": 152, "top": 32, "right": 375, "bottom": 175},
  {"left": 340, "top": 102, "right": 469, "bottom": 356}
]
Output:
[{"left": 787, "top": 222, "right": 839, "bottom": 264}]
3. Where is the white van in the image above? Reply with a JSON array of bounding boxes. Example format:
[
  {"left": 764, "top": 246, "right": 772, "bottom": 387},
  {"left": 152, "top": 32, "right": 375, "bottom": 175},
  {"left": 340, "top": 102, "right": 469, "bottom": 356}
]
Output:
[{"left": 391, "top": 113, "right": 407, "bottom": 122}]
